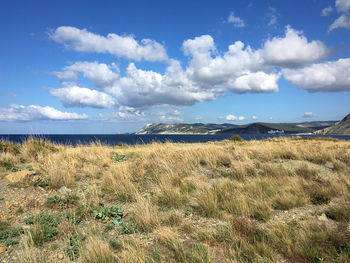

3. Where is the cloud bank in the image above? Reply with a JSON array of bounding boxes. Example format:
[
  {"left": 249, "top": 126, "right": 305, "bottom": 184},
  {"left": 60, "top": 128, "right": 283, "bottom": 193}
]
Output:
[
  {"left": 50, "top": 26, "right": 168, "bottom": 61},
  {"left": 0, "top": 104, "right": 87, "bottom": 122},
  {"left": 43, "top": 25, "right": 350, "bottom": 122}
]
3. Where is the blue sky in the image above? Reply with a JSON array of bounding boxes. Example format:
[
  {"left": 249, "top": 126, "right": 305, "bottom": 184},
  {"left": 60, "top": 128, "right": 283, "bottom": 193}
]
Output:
[{"left": 1, "top": 0, "right": 350, "bottom": 134}]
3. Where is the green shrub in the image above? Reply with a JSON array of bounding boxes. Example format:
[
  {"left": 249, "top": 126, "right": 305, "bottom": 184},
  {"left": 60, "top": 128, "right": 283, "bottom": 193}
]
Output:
[
  {"left": 65, "top": 233, "right": 84, "bottom": 260},
  {"left": 229, "top": 135, "right": 244, "bottom": 142},
  {"left": 0, "top": 224, "right": 24, "bottom": 246},
  {"left": 25, "top": 212, "right": 62, "bottom": 246}
]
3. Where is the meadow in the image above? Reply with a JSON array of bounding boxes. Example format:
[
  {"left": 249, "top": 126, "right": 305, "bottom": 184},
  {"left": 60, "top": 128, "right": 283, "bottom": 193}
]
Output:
[{"left": 0, "top": 136, "right": 350, "bottom": 263}]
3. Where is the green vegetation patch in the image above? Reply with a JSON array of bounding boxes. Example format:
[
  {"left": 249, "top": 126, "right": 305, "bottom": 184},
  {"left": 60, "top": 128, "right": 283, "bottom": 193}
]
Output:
[
  {"left": 0, "top": 221, "right": 24, "bottom": 246},
  {"left": 46, "top": 193, "right": 79, "bottom": 210},
  {"left": 65, "top": 233, "right": 85, "bottom": 260},
  {"left": 0, "top": 141, "right": 20, "bottom": 154},
  {"left": 111, "top": 153, "right": 127, "bottom": 162},
  {"left": 24, "top": 212, "right": 62, "bottom": 246}
]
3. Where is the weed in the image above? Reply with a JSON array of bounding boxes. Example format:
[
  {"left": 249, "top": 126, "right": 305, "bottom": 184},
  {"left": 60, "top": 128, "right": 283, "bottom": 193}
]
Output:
[
  {"left": 104, "top": 225, "right": 114, "bottom": 233},
  {"left": 309, "top": 188, "right": 333, "bottom": 205},
  {"left": 81, "top": 236, "right": 116, "bottom": 263},
  {"left": 325, "top": 202, "right": 350, "bottom": 222},
  {"left": 32, "top": 177, "right": 50, "bottom": 187},
  {"left": 24, "top": 212, "right": 61, "bottom": 246},
  {"left": 130, "top": 195, "right": 159, "bottom": 232},
  {"left": 111, "top": 153, "right": 127, "bottom": 162},
  {"left": 229, "top": 135, "right": 244, "bottom": 142},
  {"left": 117, "top": 219, "right": 140, "bottom": 235},
  {"left": 65, "top": 233, "right": 84, "bottom": 260},
  {"left": 0, "top": 225, "right": 24, "bottom": 246},
  {"left": 0, "top": 141, "right": 20, "bottom": 154},
  {"left": 195, "top": 187, "right": 220, "bottom": 218},
  {"left": 273, "top": 195, "right": 307, "bottom": 210},
  {"left": 93, "top": 203, "right": 123, "bottom": 221},
  {"left": 109, "top": 239, "right": 122, "bottom": 250},
  {"left": 295, "top": 164, "right": 318, "bottom": 179},
  {"left": 46, "top": 193, "right": 79, "bottom": 210},
  {"left": 251, "top": 203, "right": 272, "bottom": 222}
]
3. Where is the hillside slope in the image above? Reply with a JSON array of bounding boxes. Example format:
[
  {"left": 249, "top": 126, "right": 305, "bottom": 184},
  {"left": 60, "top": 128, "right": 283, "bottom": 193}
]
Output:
[
  {"left": 314, "top": 114, "right": 350, "bottom": 135},
  {"left": 136, "top": 123, "right": 237, "bottom": 134},
  {"left": 137, "top": 122, "right": 321, "bottom": 134},
  {"left": 217, "top": 122, "right": 313, "bottom": 134}
]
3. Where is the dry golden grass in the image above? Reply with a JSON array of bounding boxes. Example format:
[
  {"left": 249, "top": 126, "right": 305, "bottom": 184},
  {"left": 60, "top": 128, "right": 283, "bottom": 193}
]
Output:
[
  {"left": 81, "top": 236, "right": 115, "bottom": 263},
  {"left": 1, "top": 137, "right": 350, "bottom": 262}
]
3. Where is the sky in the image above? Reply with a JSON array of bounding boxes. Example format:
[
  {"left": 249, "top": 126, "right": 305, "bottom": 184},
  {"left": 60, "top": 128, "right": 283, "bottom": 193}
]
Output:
[{"left": 0, "top": 0, "right": 350, "bottom": 134}]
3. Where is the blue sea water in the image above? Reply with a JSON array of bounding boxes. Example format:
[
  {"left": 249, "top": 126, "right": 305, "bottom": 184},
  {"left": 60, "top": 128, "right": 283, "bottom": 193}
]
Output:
[{"left": 0, "top": 134, "right": 349, "bottom": 146}]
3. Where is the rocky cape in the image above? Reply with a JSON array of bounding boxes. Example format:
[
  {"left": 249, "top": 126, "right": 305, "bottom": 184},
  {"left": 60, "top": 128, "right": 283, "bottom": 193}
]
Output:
[
  {"left": 137, "top": 121, "right": 338, "bottom": 135},
  {"left": 314, "top": 114, "right": 350, "bottom": 135}
]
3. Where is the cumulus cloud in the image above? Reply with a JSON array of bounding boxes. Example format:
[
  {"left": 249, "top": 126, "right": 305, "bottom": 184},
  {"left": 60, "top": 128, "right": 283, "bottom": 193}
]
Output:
[
  {"left": 106, "top": 61, "right": 225, "bottom": 109},
  {"left": 225, "top": 114, "right": 245, "bottom": 121},
  {"left": 50, "top": 26, "right": 168, "bottom": 61},
  {"left": 54, "top": 61, "right": 119, "bottom": 89},
  {"left": 335, "top": 0, "right": 350, "bottom": 12},
  {"left": 48, "top": 26, "right": 336, "bottom": 116},
  {"left": 228, "top": 71, "right": 280, "bottom": 93},
  {"left": 0, "top": 104, "right": 87, "bottom": 122},
  {"left": 50, "top": 86, "right": 116, "bottom": 108},
  {"left": 303, "top": 112, "right": 314, "bottom": 118},
  {"left": 322, "top": 5, "right": 333, "bottom": 16},
  {"left": 263, "top": 26, "right": 330, "bottom": 67},
  {"left": 252, "top": 116, "right": 258, "bottom": 120},
  {"left": 329, "top": 14, "right": 350, "bottom": 31},
  {"left": 283, "top": 58, "right": 350, "bottom": 92},
  {"left": 226, "top": 12, "right": 245, "bottom": 27}
]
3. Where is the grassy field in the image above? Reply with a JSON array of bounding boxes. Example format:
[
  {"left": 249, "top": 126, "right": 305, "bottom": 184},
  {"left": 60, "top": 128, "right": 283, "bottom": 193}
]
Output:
[{"left": 0, "top": 137, "right": 350, "bottom": 263}]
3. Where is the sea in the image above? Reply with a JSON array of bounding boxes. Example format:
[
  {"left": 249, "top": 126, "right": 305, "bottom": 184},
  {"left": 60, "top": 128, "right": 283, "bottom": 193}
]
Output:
[{"left": 0, "top": 134, "right": 350, "bottom": 146}]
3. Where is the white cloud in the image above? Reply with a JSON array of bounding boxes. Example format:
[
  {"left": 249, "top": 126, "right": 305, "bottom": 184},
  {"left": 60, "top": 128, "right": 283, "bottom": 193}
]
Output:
[
  {"left": 0, "top": 104, "right": 87, "bottom": 122},
  {"left": 170, "top": 109, "right": 181, "bottom": 116},
  {"left": 184, "top": 37, "right": 265, "bottom": 86},
  {"left": 99, "top": 106, "right": 145, "bottom": 122},
  {"left": 263, "top": 26, "right": 330, "bottom": 67},
  {"left": 303, "top": 112, "right": 314, "bottom": 118},
  {"left": 225, "top": 114, "right": 245, "bottom": 121},
  {"left": 106, "top": 61, "right": 224, "bottom": 109},
  {"left": 336, "top": 0, "right": 350, "bottom": 12},
  {"left": 52, "top": 70, "right": 78, "bottom": 81},
  {"left": 48, "top": 26, "right": 336, "bottom": 116},
  {"left": 54, "top": 61, "right": 119, "bottom": 89},
  {"left": 229, "top": 71, "right": 280, "bottom": 93},
  {"left": 159, "top": 115, "right": 184, "bottom": 122},
  {"left": 283, "top": 58, "right": 350, "bottom": 92},
  {"left": 322, "top": 5, "right": 333, "bottom": 16},
  {"left": 50, "top": 26, "right": 168, "bottom": 61},
  {"left": 50, "top": 86, "right": 116, "bottom": 108},
  {"left": 252, "top": 116, "right": 258, "bottom": 120},
  {"left": 267, "top": 7, "right": 278, "bottom": 26},
  {"left": 329, "top": 14, "right": 350, "bottom": 31},
  {"left": 226, "top": 12, "right": 245, "bottom": 27}
]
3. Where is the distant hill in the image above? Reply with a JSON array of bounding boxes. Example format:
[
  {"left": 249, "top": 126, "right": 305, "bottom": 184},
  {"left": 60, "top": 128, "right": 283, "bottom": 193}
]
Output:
[
  {"left": 314, "top": 114, "right": 350, "bottom": 135},
  {"left": 295, "top": 121, "right": 338, "bottom": 130},
  {"left": 137, "top": 120, "right": 337, "bottom": 135},
  {"left": 217, "top": 122, "right": 313, "bottom": 134},
  {"left": 136, "top": 123, "right": 237, "bottom": 134}
]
